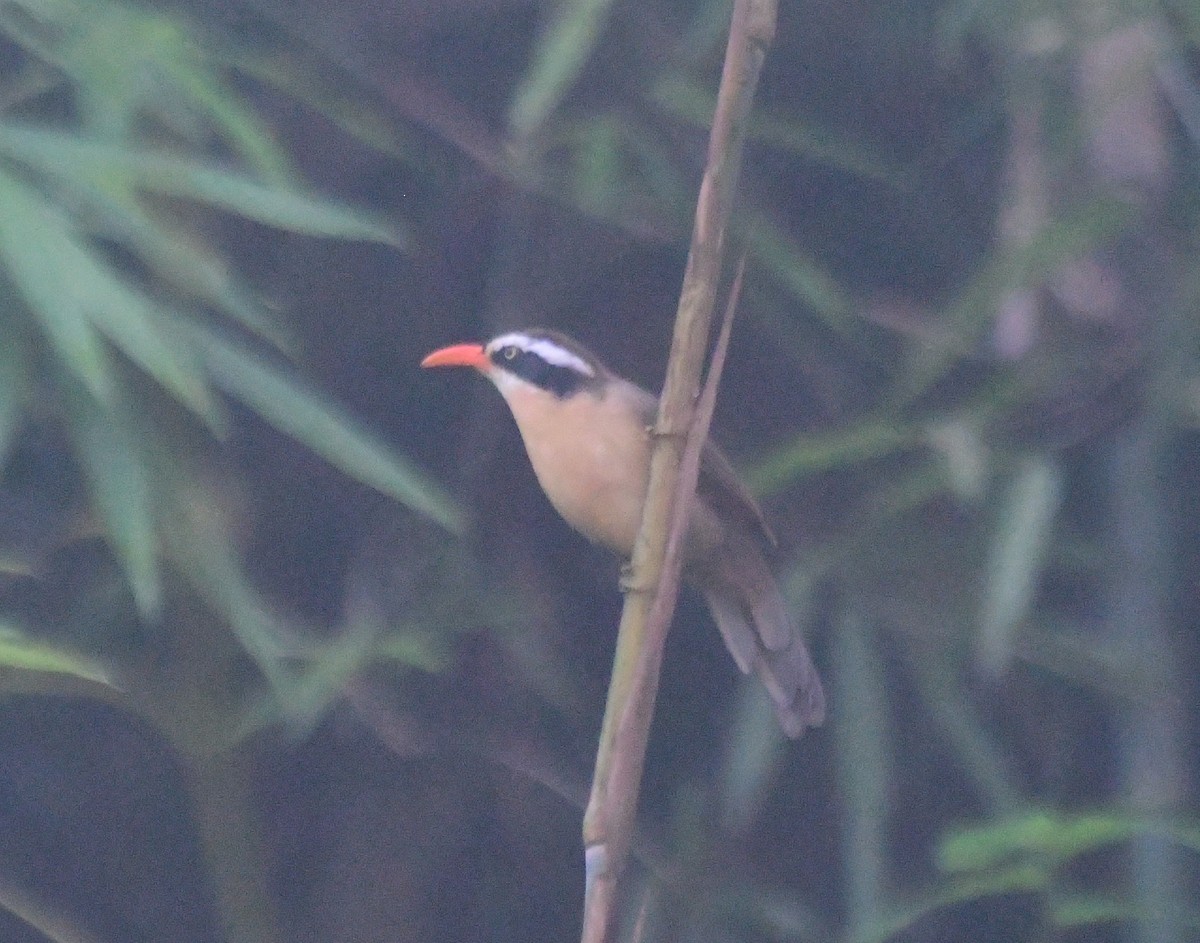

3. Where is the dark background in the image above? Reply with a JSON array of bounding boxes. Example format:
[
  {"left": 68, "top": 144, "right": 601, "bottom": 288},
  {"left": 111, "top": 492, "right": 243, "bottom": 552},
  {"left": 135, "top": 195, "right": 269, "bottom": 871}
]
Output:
[{"left": 0, "top": 1, "right": 1196, "bottom": 941}]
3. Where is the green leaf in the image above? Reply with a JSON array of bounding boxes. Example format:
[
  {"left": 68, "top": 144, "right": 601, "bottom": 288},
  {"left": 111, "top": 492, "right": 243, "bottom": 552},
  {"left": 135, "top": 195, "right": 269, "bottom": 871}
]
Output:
[
  {"left": 747, "top": 215, "right": 859, "bottom": 331},
  {"left": 977, "top": 456, "right": 1062, "bottom": 671},
  {"left": 213, "top": 26, "right": 423, "bottom": 166},
  {"left": 524, "top": 115, "right": 691, "bottom": 232},
  {"left": 857, "top": 865, "right": 1047, "bottom": 943},
  {"left": 160, "top": 480, "right": 291, "bottom": 689},
  {"left": 748, "top": 418, "right": 918, "bottom": 495},
  {"left": 895, "top": 196, "right": 1133, "bottom": 404},
  {"left": 254, "top": 615, "right": 446, "bottom": 735},
  {"left": 46, "top": 174, "right": 292, "bottom": 349},
  {"left": 655, "top": 77, "right": 902, "bottom": 184},
  {"left": 904, "top": 654, "right": 1021, "bottom": 813},
  {"left": 0, "top": 123, "right": 405, "bottom": 245},
  {"left": 0, "top": 311, "right": 33, "bottom": 468},
  {"left": 74, "top": 259, "right": 220, "bottom": 425},
  {"left": 0, "top": 624, "right": 112, "bottom": 685},
  {"left": 1049, "top": 892, "right": 1200, "bottom": 931},
  {"left": 191, "top": 325, "right": 465, "bottom": 533},
  {"left": 834, "top": 604, "right": 892, "bottom": 937},
  {"left": 509, "top": 0, "right": 617, "bottom": 138},
  {"left": 938, "top": 810, "right": 1138, "bottom": 872},
  {"left": 372, "top": 630, "right": 447, "bottom": 672},
  {"left": 0, "top": 165, "right": 112, "bottom": 401},
  {"left": 718, "top": 684, "right": 789, "bottom": 834},
  {"left": 0, "top": 164, "right": 219, "bottom": 421},
  {"left": 3, "top": 0, "right": 295, "bottom": 179},
  {"left": 1050, "top": 894, "right": 1137, "bottom": 929},
  {"left": 135, "top": 156, "right": 401, "bottom": 244},
  {"left": 923, "top": 417, "right": 989, "bottom": 501},
  {"left": 265, "top": 621, "right": 376, "bottom": 735},
  {"left": 63, "top": 384, "right": 161, "bottom": 616},
  {"left": 148, "top": 26, "right": 296, "bottom": 183},
  {"left": 117, "top": 210, "right": 293, "bottom": 350}
]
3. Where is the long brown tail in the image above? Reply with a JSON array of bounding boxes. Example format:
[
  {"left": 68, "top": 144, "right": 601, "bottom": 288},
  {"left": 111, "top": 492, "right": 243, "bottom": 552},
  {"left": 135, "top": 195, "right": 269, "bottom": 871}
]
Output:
[{"left": 699, "top": 547, "right": 825, "bottom": 738}]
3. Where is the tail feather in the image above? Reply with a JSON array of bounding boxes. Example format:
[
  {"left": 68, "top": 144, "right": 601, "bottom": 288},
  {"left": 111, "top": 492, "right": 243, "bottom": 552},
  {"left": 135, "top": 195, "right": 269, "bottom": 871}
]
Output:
[
  {"left": 703, "top": 590, "right": 759, "bottom": 674},
  {"left": 699, "top": 550, "right": 825, "bottom": 738},
  {"left": 704, "top": 588, "right": 825, "bottom": 737}
]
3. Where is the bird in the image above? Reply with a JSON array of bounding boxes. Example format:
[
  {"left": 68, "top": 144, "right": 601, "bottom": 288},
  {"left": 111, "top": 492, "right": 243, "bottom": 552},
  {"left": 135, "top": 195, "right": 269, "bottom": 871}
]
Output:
[{"left": 421, "top": 328, "right": 825, "bottom": 737}]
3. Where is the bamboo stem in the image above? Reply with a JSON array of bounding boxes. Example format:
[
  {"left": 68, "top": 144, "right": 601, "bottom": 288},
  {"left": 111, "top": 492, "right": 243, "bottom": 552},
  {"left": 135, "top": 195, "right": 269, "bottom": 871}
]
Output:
[{"left": 578, "top": 3, "right": 774, "bottom": 932}]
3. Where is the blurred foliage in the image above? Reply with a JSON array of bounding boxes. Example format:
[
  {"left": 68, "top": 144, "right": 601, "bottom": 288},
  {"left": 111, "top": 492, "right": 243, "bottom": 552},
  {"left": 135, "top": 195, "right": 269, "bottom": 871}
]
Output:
[
  {"left": 0, "top": 0, "right": 461, "bottom": 672},
  {"left": 0, "top": 0, "right": 1197, "bottom": 942},
  {"left": 0, "top": 2, "right": 468, "bottom": 940},
  {"left": 0, "top": 622, "right": 111, "bottom": 684}
]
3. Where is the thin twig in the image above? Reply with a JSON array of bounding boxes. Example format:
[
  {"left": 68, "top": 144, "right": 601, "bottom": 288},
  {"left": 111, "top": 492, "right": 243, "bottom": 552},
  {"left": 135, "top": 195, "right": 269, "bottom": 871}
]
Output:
[{"left": 578, "top": 0, "right": 774, "bottom": 927}]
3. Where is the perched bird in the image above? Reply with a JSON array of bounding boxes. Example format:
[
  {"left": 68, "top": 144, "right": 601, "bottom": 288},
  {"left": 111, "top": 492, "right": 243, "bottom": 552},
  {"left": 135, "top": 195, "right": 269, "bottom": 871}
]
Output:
[{"left": 421, "top": 329, "right": 825, "bottom": 737}]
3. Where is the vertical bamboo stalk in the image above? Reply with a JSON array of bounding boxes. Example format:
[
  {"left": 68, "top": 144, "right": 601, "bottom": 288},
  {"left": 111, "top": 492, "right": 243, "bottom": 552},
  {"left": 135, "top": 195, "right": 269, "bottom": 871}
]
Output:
[{"left": 579, "top": 0, "right": 777, "bottom": 937}]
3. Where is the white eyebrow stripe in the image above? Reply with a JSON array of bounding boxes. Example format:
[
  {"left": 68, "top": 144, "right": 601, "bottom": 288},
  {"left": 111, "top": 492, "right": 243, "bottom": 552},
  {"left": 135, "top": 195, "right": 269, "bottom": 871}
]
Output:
[{"left": 488, "top": 333, "right": 595, "bottom": 376}]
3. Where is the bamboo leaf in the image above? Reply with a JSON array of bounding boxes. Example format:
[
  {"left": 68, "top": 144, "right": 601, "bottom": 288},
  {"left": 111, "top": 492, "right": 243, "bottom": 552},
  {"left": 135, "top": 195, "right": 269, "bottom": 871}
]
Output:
[
  {"left": 0, "top": 624, "right": 112, "bottom": 685},
  {"left": 71, "top": 255, "right": 221, "bottom": 425},
  {"left": 746, "top": 215, "right": 859, "bottom": 331},
  {"left": 977, "top": 456, "right": 1062, "bottom": 672},
  {"left": 161, "top": 482, "right": 291, "bottom": 689},
  {"left": 259, "top": 613, "right": 446, "bottom": 735},
  {"left": 718, "top": 684, "right": 789, "bottom": 834},
  {"left": 212, "top": 25, "right": 424, "bottom": 165},
  {"left": 263, "top": 621, "right": 376, "bottom": 735},
  {"left": 117, "top": 212, "right": 292, "bottom": 350},
  {"left": 857, "top": 865, "right": 1047, "bottom": 943},
  {"left": 52, "top": 176, "right": 292, "bottom": 349},
  {"left": 0, "top": 311, "right": 32, "bottom": 468},
  {"left": 938, "top": 810, "right": 1147, "bottom": 872},
  {"left": 924, "top": 417, "right": 989, "bottom": 501},
  {"left": 3, "top": 0, "right": 294, "bottom": 179},
  {"left": 748, "top": 419, "right": 918, "bottom": 495},
  {"left": 509, "top": 0, "right": 617, "bottom": 138},
  {"left": 895, "top": 196, "right": 1133, "bottom": 404},
  {"left": 0, "top": 123, "right": 405, "bottom": 245},
  {"left": 372, "top": 630, "right": 448, "bottom": 671},
  {"left": 1051, "top": 894, "right": 1137, "bottom": 929},
  {"left": 192, "top": 325, "right": 465, "bottom": 533},
  {"left": 0, "top": 165, "right": 112, "bottom": 401},
  {"left": 0, "top": 164, "right": 219, "bottom": 420},
  {"left": 834, "top": 604, "right": 892, "bottom": 937},
  {"left": 63, "top": 384, "right": 161, "bottom": 616},
  {"left": 655, "top": 76, "right": 902, "bottom": 183},
  {"left": 903, "top": 651, "right": 1021, "bottom": 812},
  {"left": 152, "top": 31, "right": 295, "bottom": 183}
]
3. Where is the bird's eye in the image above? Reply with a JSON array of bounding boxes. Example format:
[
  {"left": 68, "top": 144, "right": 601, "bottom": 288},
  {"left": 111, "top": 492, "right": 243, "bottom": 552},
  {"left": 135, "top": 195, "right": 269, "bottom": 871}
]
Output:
[{"left": 502, "top": 346, "right": 518, "bottom": 360}]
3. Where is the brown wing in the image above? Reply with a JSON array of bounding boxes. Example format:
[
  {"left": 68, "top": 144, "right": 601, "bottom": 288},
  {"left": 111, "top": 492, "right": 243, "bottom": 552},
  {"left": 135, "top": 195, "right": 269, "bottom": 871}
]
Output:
[
  {"left": 630, "top": 388, "right": 775, "bottom": 549},
  {"left": 698, "top": 440, "right": 777, "bottom": 548},
  {"left": 632, "top": 389, "right": 822, "bottom": 737}
]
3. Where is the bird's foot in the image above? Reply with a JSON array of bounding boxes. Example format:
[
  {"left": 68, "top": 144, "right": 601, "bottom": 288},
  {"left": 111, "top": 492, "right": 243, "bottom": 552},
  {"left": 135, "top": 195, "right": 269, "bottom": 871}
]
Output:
[
  {"left": 618, "top": 562, "right": 650, "bottom": 594},
  {"left": 647, "top": 423, "right": 686, "bottom": 443},
  {"left": 618, "top": 562, "right": 635, "bottom": 592}
]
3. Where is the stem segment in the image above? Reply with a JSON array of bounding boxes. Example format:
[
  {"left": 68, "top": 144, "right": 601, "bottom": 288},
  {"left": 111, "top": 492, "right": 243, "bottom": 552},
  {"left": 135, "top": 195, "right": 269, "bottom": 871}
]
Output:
[{"left": 578, "top": 7, "right": 775, "bottom": 935}]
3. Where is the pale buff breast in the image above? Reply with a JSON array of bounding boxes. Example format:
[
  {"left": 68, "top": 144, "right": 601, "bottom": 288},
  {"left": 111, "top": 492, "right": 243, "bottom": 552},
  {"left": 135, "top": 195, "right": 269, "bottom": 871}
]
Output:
[{"left": 500, "top": 381, "right": 651, "bottom": 555}]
